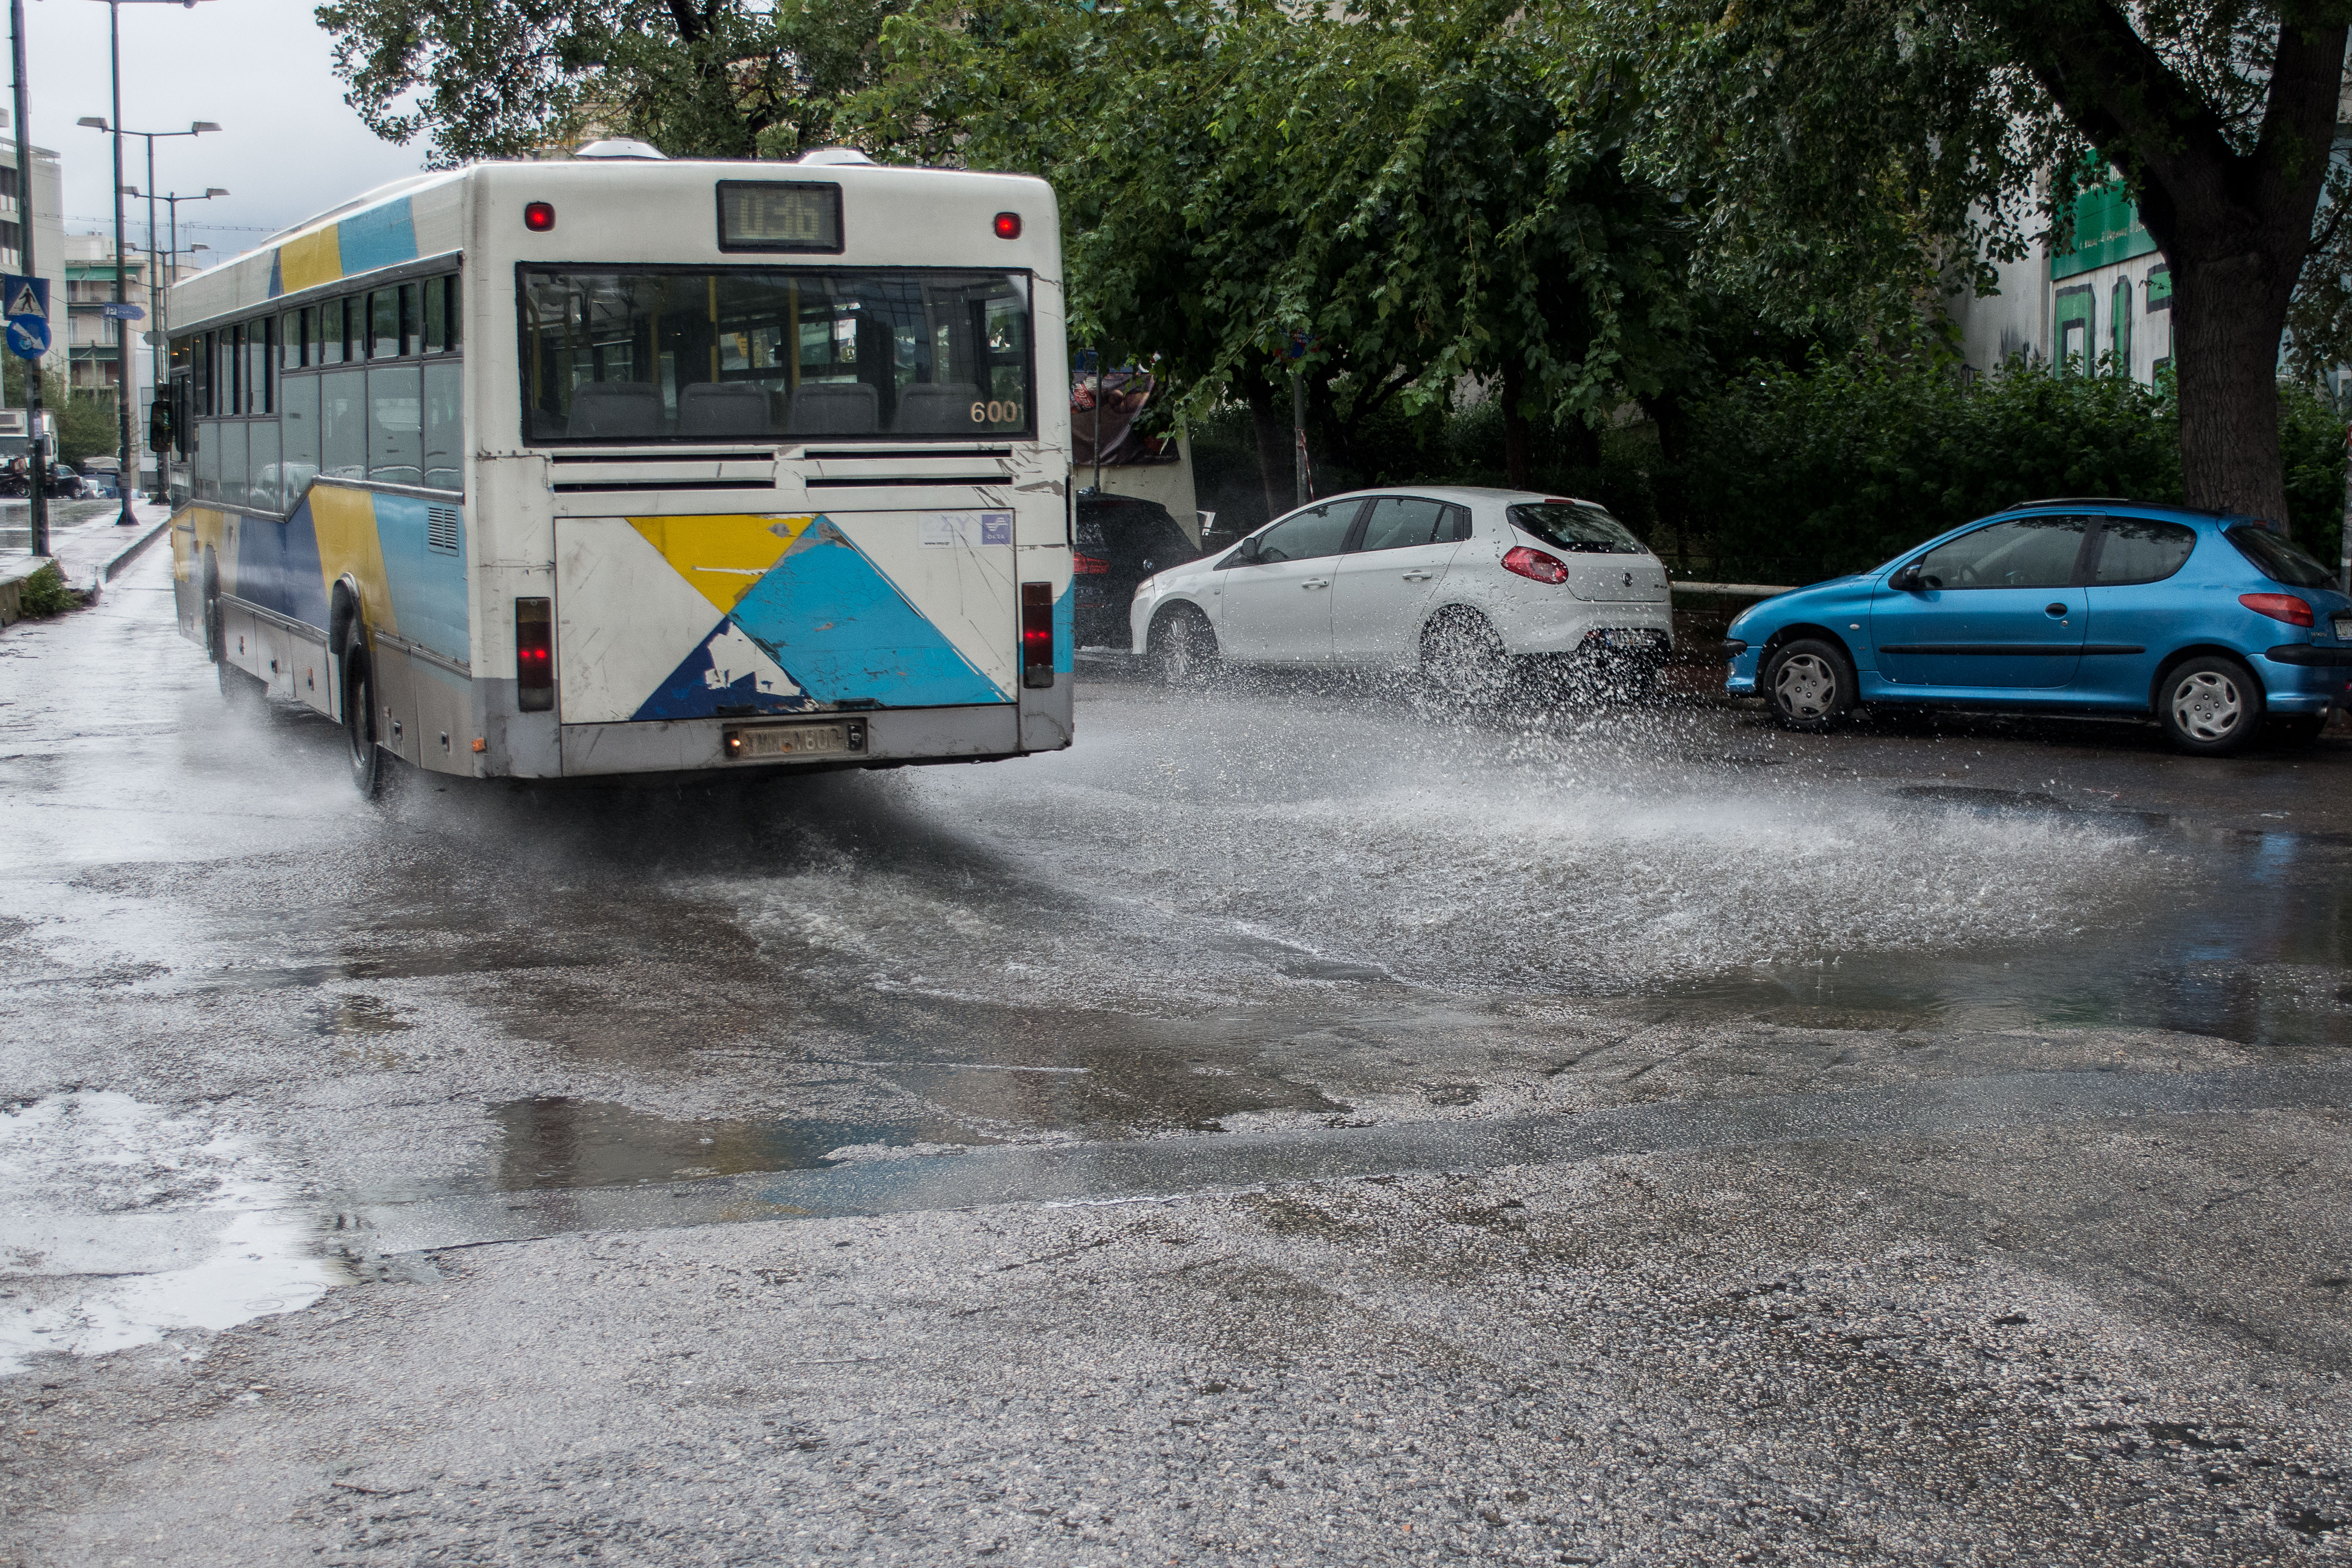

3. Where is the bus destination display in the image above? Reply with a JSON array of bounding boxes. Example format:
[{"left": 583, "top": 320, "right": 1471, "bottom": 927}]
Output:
[{"left": 718, "top": 182, "right": 843, "bottom": 253}]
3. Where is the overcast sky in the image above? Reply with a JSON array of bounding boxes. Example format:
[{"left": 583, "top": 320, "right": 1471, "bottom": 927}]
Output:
[{"left": 21, "top": 0, "right": 428, "bottom": 269}]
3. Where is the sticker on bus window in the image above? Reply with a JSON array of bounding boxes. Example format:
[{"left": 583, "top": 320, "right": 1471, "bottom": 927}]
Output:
[{"left": 921, "top": 511, "right": 1013, "bottom": 548}]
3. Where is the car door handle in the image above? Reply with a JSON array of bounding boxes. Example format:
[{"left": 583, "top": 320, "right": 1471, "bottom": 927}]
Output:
[
  {"left": 1302, "top": 579, "right": 1330, "bottom": 589},
  {"left": 1402, "top": 571, "right": 1434, "bottom": 582},
  {"left": 2044, "top": 603, "right": 2068, "bottom": 617}
]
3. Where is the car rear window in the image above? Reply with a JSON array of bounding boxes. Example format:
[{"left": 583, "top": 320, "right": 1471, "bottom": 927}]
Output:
[
  {"left": 2227, "top": 524, "right": 2334, "bottom": 589},
  {"left": 1507, "top": 502, "right": 1644, "bottom": 555}
]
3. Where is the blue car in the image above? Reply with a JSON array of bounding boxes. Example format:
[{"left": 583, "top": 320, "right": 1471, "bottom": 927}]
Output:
[{"left": 1724, "top": 499, "right": 2352, "bottom": 755}]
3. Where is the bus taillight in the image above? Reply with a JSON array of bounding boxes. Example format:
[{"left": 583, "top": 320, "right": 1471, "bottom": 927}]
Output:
[
  {"left": 524, "top": 202, "right": 556, "bottom": 232},
  {"left": 516, "top": 598, "right": 555, "bottom": 711},
  {"left": 1020, "top": 582, "right": 1054, "bottom": 689},
  {"left": 994, "top": 212, "right": 1022, "bottom": 239}
]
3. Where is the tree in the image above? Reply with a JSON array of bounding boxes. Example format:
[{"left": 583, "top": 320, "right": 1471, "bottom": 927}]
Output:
[
  {"left": 1593, "top": 0, "right": 2352, "bottom": 532},
  {"left": 0, "top": 359, "right": 115, "bottom": 467},
  {"left": 852, "top": 0, "right": 1699, "bottom": 502},
  {"left": 314, "top": 0, "right": 907, "bottom": 163}
]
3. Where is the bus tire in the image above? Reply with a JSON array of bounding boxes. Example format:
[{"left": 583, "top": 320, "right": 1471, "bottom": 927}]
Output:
[
  {"left": 1147, "top": 605, "right": 1217, "bottom": 686},
  {"left": 202, "top": 550, "right": 226, "bottom": 665},
  {"left": 343, "top": 645, "right": 385, "bottom": 799}
]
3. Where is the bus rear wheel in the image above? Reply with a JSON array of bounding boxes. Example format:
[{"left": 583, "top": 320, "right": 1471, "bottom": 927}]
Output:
[{"left": 344, "top": 647, "right": 385, "bottom": 799}]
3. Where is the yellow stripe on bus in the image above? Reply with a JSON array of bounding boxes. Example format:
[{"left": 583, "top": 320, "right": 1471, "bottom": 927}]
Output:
[
  {"left": 310, "top": 486, "right": 396, "bottom": 638},
  {"left": 277, "top": 226, "right": 343, "bottom": 294},
  {"left": 626, "top": 513, "right": 820, "bottom": 616}
]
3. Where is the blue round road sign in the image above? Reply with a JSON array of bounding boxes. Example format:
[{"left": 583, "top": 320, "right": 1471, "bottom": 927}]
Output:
[{"left": 5, "top": 317, "right": 49, "bottom": 359}]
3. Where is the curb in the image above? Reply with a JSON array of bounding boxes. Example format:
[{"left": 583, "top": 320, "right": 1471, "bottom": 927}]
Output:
[{"left": 102, "top": 516, "right": 171, "bottom": 582}]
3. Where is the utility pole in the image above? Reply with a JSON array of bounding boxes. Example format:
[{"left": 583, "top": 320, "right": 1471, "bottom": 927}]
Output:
[
  {"left": 9, "top": 0, "right": 45, "bottom": 557},
  {"left": 104, "top": 0, "right": 134, "bottom": 525}
]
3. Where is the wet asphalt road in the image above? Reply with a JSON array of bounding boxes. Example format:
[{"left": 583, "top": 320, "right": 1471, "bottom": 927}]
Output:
[{"left": 3, "top": 547, "right": 2351, "bottom": 1564}]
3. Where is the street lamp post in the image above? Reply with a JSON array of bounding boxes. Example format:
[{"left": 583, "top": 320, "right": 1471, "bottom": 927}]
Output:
[
  {"left": 120, "top": 183, "right": 223, "bottom": 503},
  {"left": 78, "top": 0, "right": 216, "bottom": 525},
  {"left": 78, "top": 115, "right": 216, "bottom": 517}
]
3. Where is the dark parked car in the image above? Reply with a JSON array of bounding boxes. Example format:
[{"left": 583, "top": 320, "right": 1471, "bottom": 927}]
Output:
[{"left": 1075, "top": 493, "right": 1204, "bottom": 647}]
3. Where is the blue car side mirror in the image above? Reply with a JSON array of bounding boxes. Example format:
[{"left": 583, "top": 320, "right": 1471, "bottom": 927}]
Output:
[{"left": 1889, "top": 562, "right": 1926, "bottom": 592}]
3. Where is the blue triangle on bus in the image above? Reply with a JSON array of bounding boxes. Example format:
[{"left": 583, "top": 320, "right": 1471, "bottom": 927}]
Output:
[
  {"left": 631, "top": 617, "right": 822, "bottom": 722},
  {"left": 727, "top": 523, "right": 1007, "bottom": 707}
]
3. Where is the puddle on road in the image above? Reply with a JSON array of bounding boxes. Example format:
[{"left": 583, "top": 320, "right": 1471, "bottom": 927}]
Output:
[
  {"left": 0, "top": 1091, "right": 331, "bottom": 1375},
  {"left": 490, "top": 1097, "right": 997, "bottom": 1192},
  {"left": 1668, "top": 794, "right": 2352, "bottom": 1048}
]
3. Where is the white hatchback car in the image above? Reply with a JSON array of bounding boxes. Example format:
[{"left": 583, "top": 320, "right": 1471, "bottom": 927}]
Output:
[{"left": 1129, "top": 487, "right": 1674, "bottom": 697}]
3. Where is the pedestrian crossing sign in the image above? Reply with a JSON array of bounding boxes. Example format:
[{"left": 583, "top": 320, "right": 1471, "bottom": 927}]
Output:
[{"left": 3, "top": 274, "right": 47, "bottom": 323}]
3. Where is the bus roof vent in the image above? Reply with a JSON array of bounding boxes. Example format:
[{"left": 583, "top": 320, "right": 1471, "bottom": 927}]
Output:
[
  {"left": 573, "top": 137, "right": 667, "bottom": 161},
  {"left": 794, "top": 147, "right": 875, "bottom": 166}
]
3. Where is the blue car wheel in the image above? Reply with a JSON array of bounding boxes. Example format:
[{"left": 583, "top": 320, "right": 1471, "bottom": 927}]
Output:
[
  {"left": 2157, "top": 654, "right": 2262, "bottom": 757},
  {"left": 1763, "top": 638, "right": 1856, "bottom": 731}
]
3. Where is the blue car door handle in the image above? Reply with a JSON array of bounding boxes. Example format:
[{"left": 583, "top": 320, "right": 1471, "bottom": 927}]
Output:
[{"left": 2044, "top": 602, "right": 2068, "bottom": 617}]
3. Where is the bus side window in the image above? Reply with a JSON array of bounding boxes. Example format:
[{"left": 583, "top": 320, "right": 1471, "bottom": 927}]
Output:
[
  {"left": 445, "top": 275, "right": 461, "bottom": 353},
  {"left": 423, "top": 277, "right": 445, "bottom": 354},
  {"left": 422, "top": 359, "right": 461, "bottom": 491},
  {"left": 323, "top": 297, "right": 345, "bottom": 363}
]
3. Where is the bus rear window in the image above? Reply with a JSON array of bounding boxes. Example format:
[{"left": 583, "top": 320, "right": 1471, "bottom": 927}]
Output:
[{"left": 518, "top": 266, "right": 1034, "bottom": 444}]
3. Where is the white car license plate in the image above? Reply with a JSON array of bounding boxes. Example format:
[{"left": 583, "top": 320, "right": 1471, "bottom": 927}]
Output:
[
  {"left": 2334, "top": 612, "right": 2352, "bottom": 641},
  {"left": 724, "top": 720, "right": 865, "bottom": 760}
]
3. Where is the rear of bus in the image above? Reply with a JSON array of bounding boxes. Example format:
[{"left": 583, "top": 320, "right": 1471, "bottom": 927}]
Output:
[{"left": 481, "top": 157, "right": 1074, "bottom": 778}]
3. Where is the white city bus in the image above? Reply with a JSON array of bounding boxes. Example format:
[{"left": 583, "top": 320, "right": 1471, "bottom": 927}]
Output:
[{"left": 162, "top": 147, "right": 1075, "bottom": 794}]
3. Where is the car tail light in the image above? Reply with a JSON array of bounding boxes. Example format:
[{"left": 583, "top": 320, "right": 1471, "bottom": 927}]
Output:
[
  {"left": 1021, "top": 582, "right": 1055, "bottom": 688},
  {"left": 1072, "top": 553, "right": 1110, "bottom": 575},
  {"left": 994, "top": 212, "right": 1022, "bottom": 239},
  {"left": 1502, "top": 545, "right": 1570, "bottom": 585},
  {"left": 524, "top": 202, "right": 556, "bottom": 232},
  {"left": 2240, "top": 592, "right": 2314, "bottom": 628},
  {"left": 516, "top": 598, "right": 554, "bottom": 710}
]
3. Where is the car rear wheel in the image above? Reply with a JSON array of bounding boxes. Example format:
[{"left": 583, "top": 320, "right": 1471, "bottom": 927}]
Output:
[
  {"left": 1762, "top": 638, "right": 1855, "bottom": 731},
  {"left": 1421, "top": 610, "right": 1509, "bottom": 705},
  {"left": 1146, "top": 606, "right": 1217, "bottom": 686},
  {"left": 2159, "top": 655, "right": 2262, "bottom": 756}
]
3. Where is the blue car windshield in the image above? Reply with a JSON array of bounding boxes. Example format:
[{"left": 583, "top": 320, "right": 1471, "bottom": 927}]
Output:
[{"left": 2227, "top": 524, "right": 2333, "bottom": 590}]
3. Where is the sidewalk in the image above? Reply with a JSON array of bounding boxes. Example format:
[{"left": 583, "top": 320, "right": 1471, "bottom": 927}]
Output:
[{"left": 0, "top": 497, "right": 173, "bottom": 624}]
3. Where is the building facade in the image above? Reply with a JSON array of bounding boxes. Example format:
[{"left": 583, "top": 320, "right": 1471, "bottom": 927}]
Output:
[
  {"left": 0, "top": 141, "right": 67, "bottom": 385},
  {"left": 1956, "top": 177, "right": 2175, "bottom": 386}
]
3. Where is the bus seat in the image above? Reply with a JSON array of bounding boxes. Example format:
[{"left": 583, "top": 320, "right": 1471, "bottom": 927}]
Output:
[
  {"left": 679, "top": 382, "right": 773, "bottom": 437},
  {"left": 894, "top": 382, "right": 983, "bottom": 434},
  {"left": 786, "top": 381, "right": 879, "bottom": 435},
  {"left": 566, "top": 382, "right": 665, "bottom": 438}
]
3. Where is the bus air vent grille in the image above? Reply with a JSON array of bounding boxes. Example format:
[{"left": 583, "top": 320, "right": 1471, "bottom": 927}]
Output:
[{"left": 427, "top": 506, "right": 460, "bottom": 555}]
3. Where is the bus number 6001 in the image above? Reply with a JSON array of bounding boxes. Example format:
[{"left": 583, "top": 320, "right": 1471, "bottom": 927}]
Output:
[{"left": 969, "top": 400, "right": 1021, "bottom": 425}]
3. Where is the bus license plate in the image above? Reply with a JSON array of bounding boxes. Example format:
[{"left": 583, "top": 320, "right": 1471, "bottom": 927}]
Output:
[{"left": 725, "top": 720, "right": 866, "bottom": 760}]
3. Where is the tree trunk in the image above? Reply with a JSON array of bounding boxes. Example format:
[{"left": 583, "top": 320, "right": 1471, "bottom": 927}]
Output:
[
  {"left": 1502, "top": 358, "right": 1532, "bottom": 489},
  {"left": 2170, "top": 249, "right": 2299, "bottom": 528},
  {"left": 1996, "top": 4, "right": 2347, "bottom": 536},
  {"left": 1240, "top": 374, "right": 1289, "bottom": 521}
]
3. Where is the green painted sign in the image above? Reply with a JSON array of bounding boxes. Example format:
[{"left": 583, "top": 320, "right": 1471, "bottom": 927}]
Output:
[{"left": 2051, "top": 177, "right": 2160, "bottom": 280}]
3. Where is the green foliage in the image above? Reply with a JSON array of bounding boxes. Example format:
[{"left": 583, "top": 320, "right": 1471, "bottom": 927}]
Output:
[
  {"left": 1675, "top": 354, "right": 2348, "bottom": 584},
  {"left": 16, "top": 562, "right": 81, "bottom": 618},
  {"left": 851, "top": 0, "right": 1700, "bottom": 452},
  {"left": 0, "top": 360, "right": 121, "bottom": 468},
  {"left": 316, "top": 0, "right": 905, "bottom": 163},
  {"left": 56, "top": 395, "right": 119, "bottom": 470}
]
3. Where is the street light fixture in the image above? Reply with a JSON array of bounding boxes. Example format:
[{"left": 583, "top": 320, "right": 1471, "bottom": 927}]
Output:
[{"left": 79, "top": 0, "right": 219, "bottom": 520}]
